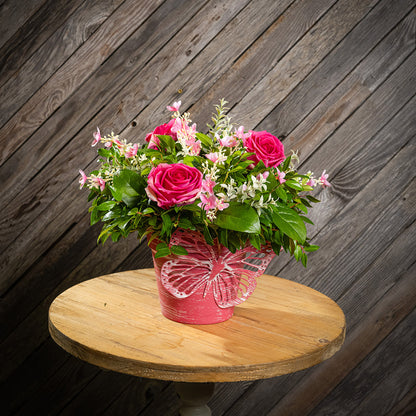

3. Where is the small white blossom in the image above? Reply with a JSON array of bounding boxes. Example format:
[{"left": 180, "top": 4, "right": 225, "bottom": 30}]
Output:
[
  {"left": 206, "top": 210, "right": 217, "bottom": 221},
  {"left": 138, "top": 154, "right": 147, "bottom": 163}
]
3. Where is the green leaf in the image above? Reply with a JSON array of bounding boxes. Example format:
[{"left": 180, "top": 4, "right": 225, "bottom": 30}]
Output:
[
  {"left": 285, "top": 180, "right": 303, "bottom": 191},
  {"left": 102, "top": 207, "right": 122, "bottom": 221},
  {"left": 117, "top": 217, "right": 131, "bottom": 231},
  {"left": 98, "top": 148, "right": 112, "bottom": 158},
  {"left": 161, "top": 213, "right": 172, "bottom": 236},
  {"left": 142, "top": 207, "right": 155, "bottom": 215},
  {"left": 177, "top": 217, "right": 195, "bottom": 230},
  {"left": 249, "top": 233, "right": 261, "bottom": 250},
  {"left": 294, "top": 244, "right": 302, "bottom": 261},
  {"left": 304, "top": 244, "right": 319, "bottom": 252},
  {"left": 218, "top": 228, "right": 228, "bottom": 247},
  {"left": 128, "top": 207, "right": 139, "bottom": 215},
  {"left": 301, "top": 253, "right": 308, "bottom": 267},
  {"left": 282, "top": 156, "right": 291, "bottom": 170},
  {"left": 306, "top": 195, "right": 321, "bottom": 203},
  {"left": 111, "top": 232, "right": 121, "bottom": 242},
  {"left": 112, "top": 169, "right": 145, "bottom": 207},
  {"left": 300, "top": 216, "right": 314, "bottom": 225},
  {"left": 87, "top": 190, "right": 98, "bottom": 202},
  {"left": 195, "top": 132, "right": 212, "bottom": 148},
  {"left": 90, "top": 207, "right": 101, "bottom": 225},
  {"left": 171, "top": 245, "right": 189, "bottom": 256},
  {"left": 215, "top": 202, "right": 260, "bottom": 234},
  {"left": 203, "top": 226, "right": 214, "bottom": 245},
  {"left": 271, "top": 242, "right": 282, "bottom": 255},
  {"left": 97, "top": 201, "right": 117, "bottom": 211},
  {"left": 266, "top": 172, "right": 278, "bottom": 191},
  {"left": 297, "top": 204, "right": 308, "bottom": 214},
  {"left": 157, "top": 135, "right": 176, "bottom": 153},
  {"left": 276, "top": 186, "right": 288, "bottom": 202},
  {"left": 270, "top": 203, "right": 307, "bottom": 243},
  {"left": 154, "top": 247, "right": 170, "bottom": 258}
]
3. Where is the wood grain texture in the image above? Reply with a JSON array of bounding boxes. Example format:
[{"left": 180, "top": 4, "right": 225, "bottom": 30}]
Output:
[
  {"left": 0, "top": 0, "right": 84, "bottom": 90},
  {"left": 0, "top": 0, "right": 124, "bottom": 128},
  {"left": 1, "top": 0, "right": 415, "bottom": 413},
  {"left": 0, "top": 0, "right": 47, "bottom": 50},
  {"left": 0, "top": 0, "right": 164, "bottom": 165},
  {"left": 49, "top": 269, "right": 346, "bottom": 382}
]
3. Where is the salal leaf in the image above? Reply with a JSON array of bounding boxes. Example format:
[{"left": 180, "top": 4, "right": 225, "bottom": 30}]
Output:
[
  {"left": 271, "top": 203, "right": 307, "bottom": 243},
  {"left": 112, "top": 169, "right": 145, "bottom": 207},
  {"left": 97, "top": 201, "right": 117, "bottom": 211},
  {"left": 285, "top": 179, "right": 303, "bottom": 191},
  {"left": 215, "top": 202, "right": 260, "bottom": 234}
]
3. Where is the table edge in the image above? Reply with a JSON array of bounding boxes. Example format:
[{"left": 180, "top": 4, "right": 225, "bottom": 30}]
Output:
[{"left": 48, "top": 301, "right": 346, "bottom": 383}]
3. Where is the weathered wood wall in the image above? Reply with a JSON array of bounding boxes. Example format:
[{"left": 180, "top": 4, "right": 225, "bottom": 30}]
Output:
[{"left": 1, "top": 0, "right": 415, "bottom": 414}]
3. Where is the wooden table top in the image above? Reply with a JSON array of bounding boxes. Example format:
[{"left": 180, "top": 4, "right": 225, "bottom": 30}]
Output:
[{"left": 48, "top": 268, "right": 345, "bottom": 382}]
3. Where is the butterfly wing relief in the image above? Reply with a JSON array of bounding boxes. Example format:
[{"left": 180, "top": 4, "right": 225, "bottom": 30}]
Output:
[{"left": 160, "top": 230, "right": 275, "bottom": 308}]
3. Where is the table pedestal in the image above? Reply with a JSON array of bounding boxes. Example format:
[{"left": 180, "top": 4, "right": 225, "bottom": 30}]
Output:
[{"left": 174, "top": 382, "right": 215, "bottom": 416}]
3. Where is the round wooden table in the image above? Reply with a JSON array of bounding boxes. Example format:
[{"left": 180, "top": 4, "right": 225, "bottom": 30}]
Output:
[{"left": 49, "top": 268, "right": 345, "bottom": 415}]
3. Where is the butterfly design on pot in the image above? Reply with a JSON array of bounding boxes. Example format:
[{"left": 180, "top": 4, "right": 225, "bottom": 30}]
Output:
[{"left": 160, "top": 230, "right": 275, "bottom": 308}]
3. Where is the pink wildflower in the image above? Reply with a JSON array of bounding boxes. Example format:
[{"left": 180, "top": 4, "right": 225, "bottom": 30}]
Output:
[
  {"left": 167, "top": 101, "right": 181, "bottom": 112},
  {"left": 105, "top": 141, "right": 113, "bottom": 148},
  {"left": 91, "top": 177, "right": 106, "bottom": 192},
  {"left": 216, "top": 199, "right": 229, "bottom": 211},
  {"left": 185, "top": 134, "right": 201, "bottom": 155},
  {"left": 256, "top": 171, "right": 270, "bottom": 181},
  {"left": 235, "top": 126, "right": 251, "bottom": 140},
  {"left": 91, "top": 127, "right": 101, "bottom": 146},
  {"left": 114, "top": 138, "right": 123, "bottom": 148},
  {"left": 79, "top": 170, "right": 87, "bottom": 188},
  {"left": 170, "top": 117, "right": 185, "bottom": 134},
  {"left": 206, "top": 152, "right": 220, "bottom": 163},
  {"left": 306, "top": 177, "right": 316, "bottom": 187},
  {"left": 219, "top": 135, "right": 237, "bottom": 147},
  {"left": 276, "top": 168, "right": 286, "bottom": 184},
  {"left": 202, "top": 178, "right": 216, "bottom": 194},
  {"left": 319, "top": 170, "right": 331, "bottom": 188},
  {"left": 125, "top": 143, "right": 138, "bottom": 158},
  {"left": 198, "top": 193, "right": 217, "bottom": 211}
]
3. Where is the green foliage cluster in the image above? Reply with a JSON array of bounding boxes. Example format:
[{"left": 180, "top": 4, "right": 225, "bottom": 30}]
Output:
[{"left": 82, "top": 101, "right": 324, "bottom": 266}]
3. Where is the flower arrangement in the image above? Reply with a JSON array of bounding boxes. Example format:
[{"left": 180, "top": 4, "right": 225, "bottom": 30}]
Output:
[{"left": 79, "top": 100, "right": 330, "bottom": 266}]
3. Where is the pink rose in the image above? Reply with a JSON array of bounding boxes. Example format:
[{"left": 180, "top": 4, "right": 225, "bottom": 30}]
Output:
[
  {"left": 244, "top": 131, "right": 285, "bottom": 168},
  {"left": 145, "top": 119, "right": 178, "bottom": 149},
  {"left": 145, "top": 163, "right": 202, "bottom": 208}
]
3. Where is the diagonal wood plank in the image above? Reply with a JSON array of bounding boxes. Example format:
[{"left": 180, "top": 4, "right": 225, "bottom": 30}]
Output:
[
  {"left": 2, "top": 338, "right": 72, "bottom": 415},
  {"left": 0, "top": 0, "right": 47, "bottom": 50},
  {"left": 0, "top": 0, "right": 85, "bottom": 90},
  {"left": 349, "top": 325, "right": 416, "bottom": 415},
  {"left": 0, "top": 0, "right": 281, "bottom": 207},
  {"left": 0, "top": 0, "right": 165, "bottom": 166},
  {"left": 0, "top": 0, "right": 125, "bottom": 128},
  {"left": 257, "top": 0, "right": 416, "bottom": 140},
  {"left": 384, "top": 385, "right": 416, "bottom": 416},
  {"left": 0, "top": 0, "right": 208, "bottom": 211},
  {"left": 228, "top": 0, "right": 380, "bottom": 127},
  {"left": 126, "top": 0, "right": 336, "bottom": 138}
]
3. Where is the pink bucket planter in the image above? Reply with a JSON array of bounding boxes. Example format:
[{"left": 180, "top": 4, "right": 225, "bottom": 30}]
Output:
[{"left": 149, "top": 229, "right": 275, "bottom": 324}]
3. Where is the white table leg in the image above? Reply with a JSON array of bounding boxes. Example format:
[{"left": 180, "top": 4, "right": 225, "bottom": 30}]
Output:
[{"left": 174, "top": 382, "right": 215, "bottom": 416}]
